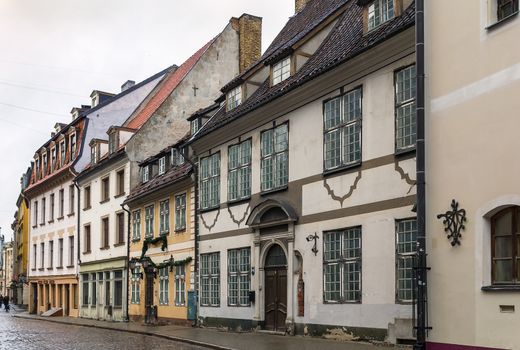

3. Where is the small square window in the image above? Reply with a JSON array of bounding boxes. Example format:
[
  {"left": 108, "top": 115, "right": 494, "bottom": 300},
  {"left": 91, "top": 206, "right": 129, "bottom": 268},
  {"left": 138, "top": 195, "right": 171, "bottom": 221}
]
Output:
[
  {"left": 367, "top": 0, "right": 394, "bottom": 31},
  {"left": 226, "top": 86, "right": 242, "bottom": 111},
  {"left": 272, "top": 57, "right": 291, "bottom": 85}
]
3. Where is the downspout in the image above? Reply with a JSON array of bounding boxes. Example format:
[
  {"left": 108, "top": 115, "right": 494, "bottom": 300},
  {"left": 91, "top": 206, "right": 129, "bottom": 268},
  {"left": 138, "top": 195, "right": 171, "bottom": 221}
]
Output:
[
  {"left": 121, "top": 203, "right": 131, "bottom": 322},
  {"left": 414, "top": 0, "right": 428, "bottom": 349},
  {"left": 72, "top": 175, "right": 81, "bottom": 276},
  {"left": 177, "top": 146, "right": 199, "bottom": 326}
]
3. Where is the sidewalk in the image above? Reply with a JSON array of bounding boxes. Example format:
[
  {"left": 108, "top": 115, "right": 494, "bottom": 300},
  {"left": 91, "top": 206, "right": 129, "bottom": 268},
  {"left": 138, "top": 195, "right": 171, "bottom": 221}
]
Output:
[{"left": 12, "top": 313, "right": 401, "bottom": 350}]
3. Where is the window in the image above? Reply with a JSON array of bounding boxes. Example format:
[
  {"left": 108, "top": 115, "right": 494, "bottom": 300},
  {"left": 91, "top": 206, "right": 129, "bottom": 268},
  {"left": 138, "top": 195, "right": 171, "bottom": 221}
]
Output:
[
  {"left": 49, "top": 193, "right": 55, "bottom": 221},
  {"left": 395, "top": 65, "right": 417, "bottom": 152},
  {"left": 497, "top": 0, "right": 519, "bottom": 21},
  {"left": 228, "top": 248, "right": 250, "bottom": 306},
  {"left": 69, "top": 185, "right": 75, "bottom": 214},
  {"left": 60, "top": 140, "right": 66, "bottom": 166},
  {"left": 261, "top": 124, "right": 288, "bottom": 192},
  {"left": 40, "top": 242, "right": 45, "bottom": 268},
  {"left": 68, "top": 236, "right": 74, "bottom": 266},
  {"left": 70, "top": 134, "right": 76, "bottom": 157},
  {"left": 159, "top": 157, "right": 166, "bottom": 175},
  {"left": 367, "top": 0, "right": 394, "bottom": 31},
  {"left": 159, "top": 267, "right": 169, "bottom": 305},
  {"left": 175, "top": 194, "right": 186, "bottom": 231},
  {"left": 91, "top": 145, "right": 98, "bottom": 164},
  {"left": 491, "top": 207, "right": 520, "bottom": 284},
  {"left": 142, "top": 166, "right": 150, "bottom": 183},
  {"left": 48, "top": 240, "right": 54, "bottom": 268},
  {"left": 109, "top": 132, "right": 119, "bottom": 154},
  {"left": 272, "top": 57, "right": 291, "bottom": 85},
  {"left": 35, "top": 158, "right": 40, "bottom": 180},
  {"left": 191, "top": 118, "right": 201, "bottom": 135},
  {"left": 114, "top": 271, "right": 123, "bottom": 307},
  {"left": 131, "top": 267, "right": 141, "bottom": 304},
  {"left": 132, "top": 210, "right": 141, "bottom": 240},
  {"left": 101, "top": 217, "right": 109, "bottom": 248},
  {"left": 59, "top": 189, "right": 64, "bottom": 217},
  {"left": 41, "top": 197, "right": 46, "bottom": 224},
  {"left": 91, "top": 273, "right": 97, "bottom": 306},
  {"left": 58, "top": 238, "right": 63, "bottom": 267},
  {"left": 116, "top": 212, "right": 125, "bottom": 244},
  {"left": 42, "top": 154, "right": 48, "bottom": 177},
  {"left": 105, "top": 272, "right": 111, "bottom": 306},
  {"left": 228, "top": 140, "right": 251, "bottom": 201},
  {"left": 396, "top": 218, "right": 417, "bottom": 302},
  {"left": 33, "top": 200, "right": 38, "bottom": 226},
  {"left": 200, "top": 153, "right": 220, "bottom": 210},
  {"left": 51, "top": 147, "right": 57, "bottom": 170},
  {"left": 171, "top": 148, "right": 184, "bottom": 167},
  {"left": 32, "top": 244, "right": 37, "bottom": 269},
  {"left": 175, "top": 265, "right": 186, "bottom": 306},
  {"left": 101, "top": 176, "right": 110, "bottom": 202},
  {"left": 226, "top": 86, "right": 242, "bottom": 111},
  {"left": 159, "top": 200, "right": 170, "bottom": 234},
  {"left": 201, "top": 252, "right": 220, "bottom": 306},
  {"left": 323, "top": 227, "right": 362, "bottom": 303},
  {"left": 84, "top": 186, "right": 91, "bottom": 209},
  {"left": 324, "top": 88, "right": 362, "bottom": 170},
  {"left": 82, "top": 274, "right": 90, "bottom": 306},
  {"left": 145, "top": 205, "right": 154, "bottom": 238},
  {"left": 116, "top": 169, "right": 125, "bottom": 196},
  {"left": 84, "top": 225, "right": 91, "bottom": 253}
]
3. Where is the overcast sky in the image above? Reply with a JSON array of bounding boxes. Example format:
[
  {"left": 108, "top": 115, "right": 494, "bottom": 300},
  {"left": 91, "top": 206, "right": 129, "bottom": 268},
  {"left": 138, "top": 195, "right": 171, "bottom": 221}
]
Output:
[{"left": 0, "top": 0, "right": 294, "bottom": 241}]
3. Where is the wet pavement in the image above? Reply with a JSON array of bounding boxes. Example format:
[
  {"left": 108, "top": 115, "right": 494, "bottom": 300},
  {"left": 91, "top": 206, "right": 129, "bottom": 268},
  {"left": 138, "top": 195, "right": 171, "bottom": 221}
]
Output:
[{"left": 0, "top": 306, "right": 207, "bottom": 350}]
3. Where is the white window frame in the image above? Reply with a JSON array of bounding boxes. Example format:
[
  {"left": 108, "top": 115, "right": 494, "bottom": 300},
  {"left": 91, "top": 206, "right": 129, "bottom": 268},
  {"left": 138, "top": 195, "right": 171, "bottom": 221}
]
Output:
[
  {"left": 159, "top": 267, "right": 169, "bottom": 305},
  {"left": 199, "top": 153, "right": 220, "bottom": 210},
  {"left": 159, "top": 199, "right": 170, "bottom": 235},
  {"left": 60, "top": 140, "right": 66, "bottom": 167},
  {"left": 158, "top": 157, "right": 166, "bottom": 175},
  {"left": 226, "top": 86, "right": 242, "bottom": 111},
  {"left": 200, "top": 252, "right": 220, "bottom": 306},
  {"left": 132, "top": 210, "right": 141, "bottom": 240},
  {"left": 131, "top": 267, "right": 141, "bottom": 304},
  {"left": 145, "top": 205, "right": 154, "bottom": 238},
  {"left": 175, "top": 264, "right": 186, "bottom": 306},
  {"left": 227, "top": 248, "right": 251, "bottom": 307},
  {"left": 395, "top": 65, "right": 417, "bottom": 152},
  {"left": 228, "top": 139, "right": 251, "bottom": 202},
  {"left": 175, "top": 194, "right": 186, "bottom": 231},
  {"left": 367, "top": 0, "right": 395, "bottom": 31},
  {"left": 70, "top": 133, "right": 76, "bottom": 157},
  {"left": 142, "top": 166, "right": 150, "bottom": 183},
  {"left": 396, "top": 218, "right": 417, "bottom": 303},
  {"left": 261, "top": 123, "right": 289, "bottom": 192},
  {"left": 272, "top": 57, "right": 291, "bottom": 85}
]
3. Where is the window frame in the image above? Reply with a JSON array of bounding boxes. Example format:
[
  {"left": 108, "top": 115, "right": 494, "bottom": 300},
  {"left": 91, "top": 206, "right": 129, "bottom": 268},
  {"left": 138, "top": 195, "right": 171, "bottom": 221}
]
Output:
[
  {"left": 497, "top": 0, "right": 519, "bottom": 22},
  {"left": 174, "top": 193, "right": 187, "bottom": 232},
  {"left": 132, "top": 210, "right": 141, "bottom": 241},
  {"left": 84, "top": 224, "right": 91, "bottom": 253},
  {"left": 260, "top": 123, "right": 289, "bottom": 193},
  {"left": 84, "top": 186, "right": 91, "bottom": 210},
  {"left": 131, "top": 267, "right": 141, "bottom": 304},
  {"left": 175, "top": 264, "right": 186, "bottom": 306},
  {"left": 323, "top": 227, "right": 362, "bottom": 304},
  {"left": 199, "top": 152, "right": 221, "bottom": 211},
  {"left": 101, "top": 216, "right": 110, "bottom": 249},
  {"left": 159, "top": 199, "right": 170, "bottom": 235},
  {"left": 200, "top": 252, "right": 220, "bottom": 307},
  {"left": 367, "top": 0, "right": 395, "bottom": 32},
  {"left": 116, "top": 211, "right": 125, "bottom": 245},
  {"left": 159, "top": 267, "right": 169, "bottom": 305},
  {"left": 272, "top": 57, "right": 291, "bottom": 85},
  {"left": 116, "top": 169, "right": 125, "bottom": 196},
  {"left": 226, "top": 85, "right": 242, "bottom": 111},
  {"left": 395, "top": 218, "right": 417, "bottom": 303},
  {"left": 142, "top": 165, "right": 150, "bottom": 183},
  {"left": 144, "top": 205, "right": 154, "bottom": 238},
  {"left": 100, "top": 176, "right": 110, "bottom": 203},
  {"left": 394, "top": 64, "right": 417, "bottom": 154},
  {"left": 491, "top": 207, "right": 520, "bottom": 285},
  {"left": 227, "top": 247, "right": 251, "bottom": 307},
  {"left": 227, "top": 138, "right": 252, "bottom": 202},
  {"left": 158, "top": 157, "right": 166, "bottom": 175}
]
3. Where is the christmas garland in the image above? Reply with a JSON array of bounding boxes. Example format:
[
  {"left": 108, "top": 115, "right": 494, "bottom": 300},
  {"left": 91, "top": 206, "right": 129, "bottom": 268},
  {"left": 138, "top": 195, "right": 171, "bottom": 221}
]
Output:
[
  {"left": 140, "top": 234, "right": 168, "bottom": 259},
  {"left": 131, "top": 234, "right": 193, "bottom": 270}
]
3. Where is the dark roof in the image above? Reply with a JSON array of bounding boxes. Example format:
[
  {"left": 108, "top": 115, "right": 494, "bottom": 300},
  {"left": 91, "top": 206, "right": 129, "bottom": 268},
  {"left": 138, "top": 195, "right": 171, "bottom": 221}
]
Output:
[
  {"left": 195, "top": 0, "right": 415, "bottom": 140},
  {"left": 125, "top": 162, "right": 193, "bottom": 204},
  {"left": 140, "top": 132, "right": 191, "bottom": 166},
  {"left": 221, "top": 0, "right": 348, "bottom": 92}
]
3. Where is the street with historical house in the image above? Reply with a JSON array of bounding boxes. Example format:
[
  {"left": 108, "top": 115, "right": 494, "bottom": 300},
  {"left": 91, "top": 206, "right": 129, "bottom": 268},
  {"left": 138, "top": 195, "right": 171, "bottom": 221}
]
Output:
[{"left": 1, "top": 0, "right": 519, "bottom": 349}]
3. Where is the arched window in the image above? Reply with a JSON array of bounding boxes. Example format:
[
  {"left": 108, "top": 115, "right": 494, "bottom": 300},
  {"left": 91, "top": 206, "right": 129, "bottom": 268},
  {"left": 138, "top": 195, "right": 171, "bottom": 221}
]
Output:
[
  {"left": 491, "top": 207, "right": 520, "bottom": 284},
  {"left": 265, "top": 245, "right": 287, "bottom": 268}
]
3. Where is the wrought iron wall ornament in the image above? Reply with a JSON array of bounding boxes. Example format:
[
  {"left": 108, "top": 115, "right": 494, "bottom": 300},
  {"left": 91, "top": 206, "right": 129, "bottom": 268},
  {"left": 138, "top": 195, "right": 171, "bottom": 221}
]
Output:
[
  {"left": 437, "top": 199, "right": 467, "bottom": 246},
  {"left": 306, "top": 232, "right": 319, "bottom": 255}
]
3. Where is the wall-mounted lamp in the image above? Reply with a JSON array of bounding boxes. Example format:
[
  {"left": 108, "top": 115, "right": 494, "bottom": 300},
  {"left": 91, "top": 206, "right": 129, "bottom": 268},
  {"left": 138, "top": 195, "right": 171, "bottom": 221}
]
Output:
[
  {"left": 251, "top": 266, "right": 255, "bottom": 276},
  {"left": 306, "top": 232, "right": 319, "bottom": 256}
]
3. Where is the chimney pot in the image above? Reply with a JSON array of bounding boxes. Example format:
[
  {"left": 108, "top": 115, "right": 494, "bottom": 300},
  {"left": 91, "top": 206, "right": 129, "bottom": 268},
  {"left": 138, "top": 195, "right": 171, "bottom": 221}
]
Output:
[{"left": 121, "top": 80, "right": 136, "bottom": 92}]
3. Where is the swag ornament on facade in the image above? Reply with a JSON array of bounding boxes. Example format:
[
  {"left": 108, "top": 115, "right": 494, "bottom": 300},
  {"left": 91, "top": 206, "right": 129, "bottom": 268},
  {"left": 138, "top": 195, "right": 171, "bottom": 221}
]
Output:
[{"left": 437, "top": 199, "right": 467, "bottom": 246}]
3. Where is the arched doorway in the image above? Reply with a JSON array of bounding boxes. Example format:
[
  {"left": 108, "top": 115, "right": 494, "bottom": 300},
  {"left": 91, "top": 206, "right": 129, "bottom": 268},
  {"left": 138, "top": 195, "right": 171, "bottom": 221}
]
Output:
[{"left": 264, "top": 244, "right": 287, "bottom": 332}]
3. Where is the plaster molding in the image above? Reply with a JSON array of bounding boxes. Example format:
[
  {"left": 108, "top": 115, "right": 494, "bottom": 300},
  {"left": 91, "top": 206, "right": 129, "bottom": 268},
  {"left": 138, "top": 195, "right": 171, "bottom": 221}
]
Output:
[{"left": 322, "top": 170, "right": 362, "bottom": 207}]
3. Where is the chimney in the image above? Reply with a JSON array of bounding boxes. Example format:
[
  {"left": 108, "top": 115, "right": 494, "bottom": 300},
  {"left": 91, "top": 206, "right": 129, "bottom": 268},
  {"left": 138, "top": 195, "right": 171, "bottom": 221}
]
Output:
[
  {"left": 295, "top": 0, "right": 309, "bottom": 13},
  {"left": 121, "top": 80, "right": 135, "bottom": 92},
  {"left": 236, "top": 14, "right": 262, "bottom": 73}
]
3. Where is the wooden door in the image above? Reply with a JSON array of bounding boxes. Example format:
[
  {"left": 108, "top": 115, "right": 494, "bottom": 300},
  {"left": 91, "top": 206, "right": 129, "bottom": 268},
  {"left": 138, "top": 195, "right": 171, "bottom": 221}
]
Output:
[
  {"left": 145, "top": 267, "right": 154, "bottom": 323},
  {"left": 264, "top": 244, "right": 287, "bottom": 332}
]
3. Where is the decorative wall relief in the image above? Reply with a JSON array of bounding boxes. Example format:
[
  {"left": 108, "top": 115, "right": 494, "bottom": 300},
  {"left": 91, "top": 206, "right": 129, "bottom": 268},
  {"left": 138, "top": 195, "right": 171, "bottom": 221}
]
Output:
[
  {"left": 323, "top": 170, "right": 362, "bottom": 207},
  {"left": 394, "top": 160, "right": 416, "bottom": 194},
  {"left": 227, "top": 202, "right": 251, "bottom": 227},
  {"left": 437, "top": 199, "right": 467, "bottom": 246},
  {"left": 201, "top": 208, "right": 220, "bottom": 231}
]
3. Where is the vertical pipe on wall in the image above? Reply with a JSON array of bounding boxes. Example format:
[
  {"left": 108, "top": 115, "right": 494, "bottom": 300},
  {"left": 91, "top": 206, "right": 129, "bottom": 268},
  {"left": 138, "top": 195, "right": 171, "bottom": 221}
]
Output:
[
  {"left": 414, "top": 0, "right": 427, "bottom": 349},
  {"left": 121, "top": 203, "right": 131, "bottom": 322}
]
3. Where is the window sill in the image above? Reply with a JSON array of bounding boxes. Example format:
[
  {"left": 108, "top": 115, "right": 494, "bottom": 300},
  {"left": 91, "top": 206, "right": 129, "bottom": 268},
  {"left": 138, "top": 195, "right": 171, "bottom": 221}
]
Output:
[
  {"left": 174, "top": 227, "right": 186, "bottom": 233},
  {"left": 113, "top": 243, "right": 125, "bottom": 247},
  {"left": 160, "top": 231, "right": 170, "bottom": 236},
  {"left": 486, "top": 11, "right": 519, "bottom": 30},
  {"left": 323, "top": 162, "right": 361, "bottom": 177},
  {"left": 100, "top": 246, "right": 110, "bottom": 250},
  {"left": 227, "top": 197, "right": 251, "bottom": 207},
  {"left": 32, "top": 225, "right": 38, "bottom": 229},
  {"left": 83, "top": 207, "right": 91, "bottom": 211},
  {"left": 66, "top": 265, "right": 74, "bottom": 268},
  {"left": 38, "top": 268, "right": 44, "bottom": 271},
  {"left": 132, "top": 238, "right": 141, "bottom": 243},
  {"left": 39, "top": 223, "right": 46, "bottom": 227},
  {"left": 47, "top": 267, "right": 53, "bottom": 270},
  {"left": 260, "top": 186, "right": 288, "bottom": 196},
  {"left": 114, "top": 193, "right": 126, "bottom": 199},
  {"left": 48, "top": 220, "right": 54, "bottom": 224},
  {"left": 323, "top": 300, "right": 361, "bottom": 305},
  {"left": 31, "top": 268, "right": 36, "bottom": 271},
  {"left": 56, "top": 216, "right": 65, "bottom": 221},
  {"left": 395, "top": 146, "right": 416, "bottom": 158},
  {"left": 482, "top": 285, "right": 520, "bottom": 292},
  {"left": 67, "top": 213, "right": 75, "bottom": 217},
  {"left": 199, "top": 206, "right": 220, "bottom": 214},
  {"left": 83, "top": 251, "right": 91, "bottom": 255},
  {"left": 99, "top": 199, "right": 110, "bottom": 204},
  {"left": 56, "top": 266, "right": 63, "bottom": 270}
]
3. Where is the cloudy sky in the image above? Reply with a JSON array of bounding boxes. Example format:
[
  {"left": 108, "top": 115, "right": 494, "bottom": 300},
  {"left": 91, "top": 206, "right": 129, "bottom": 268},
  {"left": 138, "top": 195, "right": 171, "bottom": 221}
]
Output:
[{"left": 0, "top": 0, "right": 294, "bottom": 240}]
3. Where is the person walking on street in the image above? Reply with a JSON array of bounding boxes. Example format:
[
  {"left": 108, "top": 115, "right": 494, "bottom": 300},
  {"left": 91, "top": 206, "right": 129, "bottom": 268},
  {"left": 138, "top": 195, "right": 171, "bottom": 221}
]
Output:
[{"left": 3, "top": 295, "right": 9, "bottom": 312}]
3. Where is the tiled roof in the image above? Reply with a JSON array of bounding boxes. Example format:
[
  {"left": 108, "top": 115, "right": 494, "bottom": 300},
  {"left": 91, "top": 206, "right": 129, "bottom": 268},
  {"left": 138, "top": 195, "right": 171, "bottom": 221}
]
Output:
[
  {"left": 195, "top": 0, "right": 415, "bottom": 139},
  {"left": 125, "top": 162, "right": 193, "bottom": 204},
  {"left": 126, "top": 38, "right": 216, "bottom": 129},
  {"left": 221, "top": 0, "right": 348, "bottom": 92}
]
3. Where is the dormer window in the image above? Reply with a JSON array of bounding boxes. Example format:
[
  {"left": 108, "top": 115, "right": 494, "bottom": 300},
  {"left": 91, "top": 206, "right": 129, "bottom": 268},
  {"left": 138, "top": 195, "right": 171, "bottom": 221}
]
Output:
[
  {"left": 70, "top": 134, "right": 76, "bottom": 157},
  {"left": 51, "top": 147, "right": 57, "bottom": 170},
  {"left": 60, "top": 140, "right": 66, "bottom": 166},
  {"left": 171, "top": 148, "right": 185, "bottom": 167},
  {"left": 159, "top": 157, "right": 166, "bottom": 175},
  {"left": 226, "top": 86, "right": 242, "bottom": 111},
  {"left": 109, "top": 131, "right": 119, "bottom": 155},
  {"left": 91, "top": 144, "right": 99, "bottom": 165},
  {"left": 142, "top": 166, "right": 150, "bottom": 183},
  {"left": 35, "top": 158, "right": 41, "bottom": 179},
  {"left": 367, "top": 0, "right": 394, "bottom": 31},
  {"left": 91, "top": 95, "right": 99, "bottom": 107},
  {"left": 272, "top": 57, "right": 291, "bottom": 85},
  {"left": 191, "top": 118, "right": 201, "bottom": 135},
  {"left": 42, "top": 154, "right": 47, "bottom": 177}
]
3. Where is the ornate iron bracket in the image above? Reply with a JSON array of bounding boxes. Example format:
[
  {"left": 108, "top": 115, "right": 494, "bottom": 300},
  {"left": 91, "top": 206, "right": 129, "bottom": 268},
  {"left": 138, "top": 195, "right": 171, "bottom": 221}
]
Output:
[
  {"left": 306, "top": 232, "right": 319, "bottom": 256},
  {"left": 437, "top": 199, "right": 467, "bottom": 246}
]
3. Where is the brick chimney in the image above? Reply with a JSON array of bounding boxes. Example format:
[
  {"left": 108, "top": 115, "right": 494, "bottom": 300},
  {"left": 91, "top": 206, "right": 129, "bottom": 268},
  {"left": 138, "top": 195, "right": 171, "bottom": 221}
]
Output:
[
  {"left": 233, "top": 14, "right": 262, "bottom": 73},
  {"left": 295, "top": 0, "right": 310, "bottom": 13}
]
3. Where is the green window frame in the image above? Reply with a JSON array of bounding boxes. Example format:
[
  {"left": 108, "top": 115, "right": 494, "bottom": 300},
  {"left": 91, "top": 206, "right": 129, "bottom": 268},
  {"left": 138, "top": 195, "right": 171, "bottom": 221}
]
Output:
[
  {"left": 396, "top": 218, "right": 417, "bottom": 302},
  {"left": 200, "top": 153, "right": 220, "bottom": 210},
  {"left": 228, "top": 139, "right": 251, "bottom": 202},
  {"left": 201, "top": 252, "right": 220, "bottom": 306},
  {"left": 395, "top": 65, "right": 417, "bottom": 152},
  {"left": 228, "top": 248, "right": 251, "bottom": 307},
  {"left": 261, "top": 123, "right": 288, "bottom": 192}
]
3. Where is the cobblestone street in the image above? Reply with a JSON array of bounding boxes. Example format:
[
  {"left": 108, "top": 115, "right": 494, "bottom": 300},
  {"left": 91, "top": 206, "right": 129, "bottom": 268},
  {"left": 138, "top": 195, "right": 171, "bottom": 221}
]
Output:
[{"left": 0, "top": 308, "right": 207, "bottom": 350}]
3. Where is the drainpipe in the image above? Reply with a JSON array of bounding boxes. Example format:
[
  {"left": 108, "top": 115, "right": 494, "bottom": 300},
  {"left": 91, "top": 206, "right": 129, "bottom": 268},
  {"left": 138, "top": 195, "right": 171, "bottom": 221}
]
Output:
[
  {"left": 177, "top": 146, "right": 198, "bottom": 326},
  {"left": 414, "top": 0, "right": 428, "bottom": 349},
  {"left": 73, "top": 180, "right": 81, "bottom": 275},
  {"left": 121, "top": 203, "right": 131, "bottom": 322}
]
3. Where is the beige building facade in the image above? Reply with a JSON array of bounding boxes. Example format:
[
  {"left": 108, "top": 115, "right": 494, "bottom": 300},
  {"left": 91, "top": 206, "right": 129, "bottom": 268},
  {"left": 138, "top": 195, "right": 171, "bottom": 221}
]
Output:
[{"left": 425, "top": 1, "right": 520, "bottom": 349}]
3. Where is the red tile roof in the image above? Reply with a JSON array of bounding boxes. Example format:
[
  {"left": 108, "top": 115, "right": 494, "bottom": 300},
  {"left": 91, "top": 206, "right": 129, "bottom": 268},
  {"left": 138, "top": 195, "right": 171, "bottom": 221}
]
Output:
[{"left": 126, "top": 38, "right": 216, "bottom": 129}]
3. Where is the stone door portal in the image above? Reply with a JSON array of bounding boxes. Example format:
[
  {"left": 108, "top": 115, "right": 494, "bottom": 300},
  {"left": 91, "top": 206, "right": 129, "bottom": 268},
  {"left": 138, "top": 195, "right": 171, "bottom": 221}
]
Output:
[{"left": 264, "top": 244, "right": 287, "bottom": 332}]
